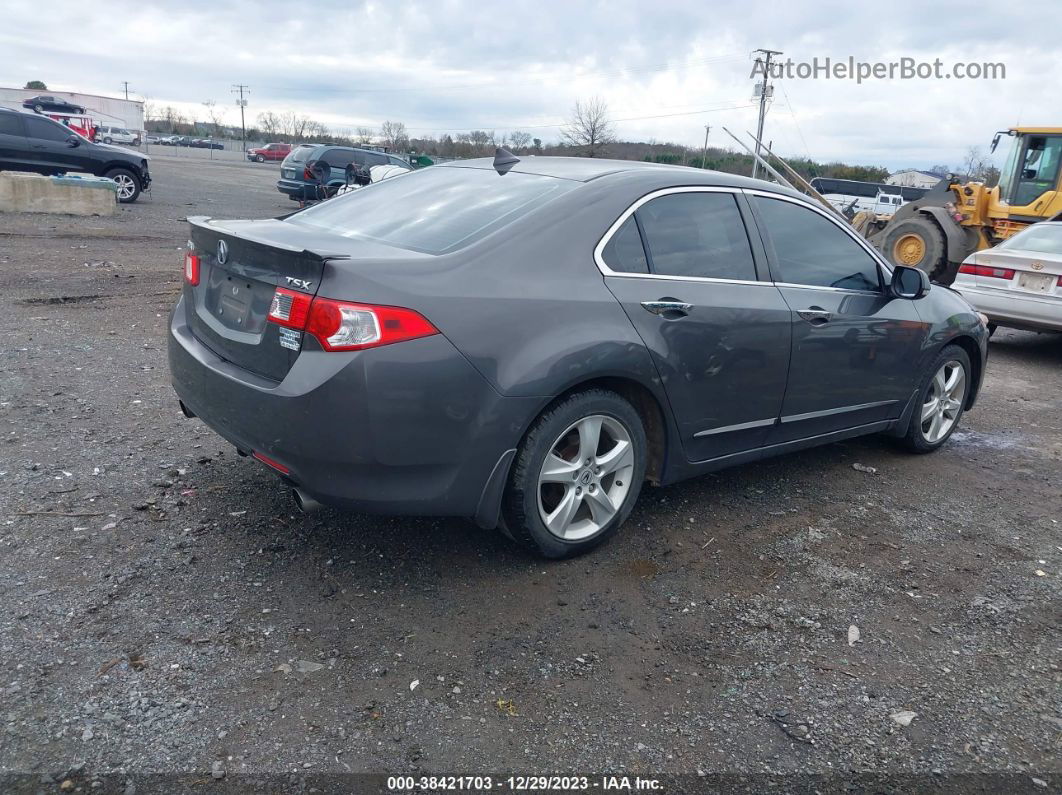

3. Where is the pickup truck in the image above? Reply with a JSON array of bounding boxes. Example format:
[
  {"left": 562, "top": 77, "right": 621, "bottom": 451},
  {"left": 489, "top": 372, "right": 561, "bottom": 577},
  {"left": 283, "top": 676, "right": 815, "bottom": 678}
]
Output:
[{"left": 246, "top": 143, "right": 292, "bottom": 163}]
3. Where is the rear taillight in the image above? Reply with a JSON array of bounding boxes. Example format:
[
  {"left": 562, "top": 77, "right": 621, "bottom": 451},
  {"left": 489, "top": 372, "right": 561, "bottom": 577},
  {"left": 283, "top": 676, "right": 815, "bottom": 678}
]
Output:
[
  {"left": 958, "top": 264, "right": 1015, "bottom": 280},
  {"left": 184, "top": 252, "right": 200, "bottom": 286},
  {"left": 267, "top": 287, "right": 311, "bottom": 329},
  {"left": 303, "top": 167, "right": 313, "bottom": 180},
  {"left": 266, "top": 290, "right": 438, "bottom": 352}
]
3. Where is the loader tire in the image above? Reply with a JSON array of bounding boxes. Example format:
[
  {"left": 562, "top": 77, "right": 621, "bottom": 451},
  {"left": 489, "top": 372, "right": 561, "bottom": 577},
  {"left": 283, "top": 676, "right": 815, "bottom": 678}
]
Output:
[{"left": 881, "top": 217, "right": 948, "bottom": 282}]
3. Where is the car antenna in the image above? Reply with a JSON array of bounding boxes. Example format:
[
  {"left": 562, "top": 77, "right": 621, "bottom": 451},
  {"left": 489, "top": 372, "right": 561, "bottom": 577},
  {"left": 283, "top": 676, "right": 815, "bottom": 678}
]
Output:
[{"left": 493, "top": 147, "right": 519, "bottom": 175}]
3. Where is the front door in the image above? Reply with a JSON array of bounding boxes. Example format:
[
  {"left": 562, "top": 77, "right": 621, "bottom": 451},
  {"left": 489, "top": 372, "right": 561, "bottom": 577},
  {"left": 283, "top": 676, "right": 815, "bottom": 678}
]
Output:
[
  {"left": 600, "top": 188, "right": 792, "bottom": 462},
  {"left": 749, "top": 193, "right": 930, "bottom": 443},
  {"left": 23, "top": 114, "right": 85, "bottom": 174}
]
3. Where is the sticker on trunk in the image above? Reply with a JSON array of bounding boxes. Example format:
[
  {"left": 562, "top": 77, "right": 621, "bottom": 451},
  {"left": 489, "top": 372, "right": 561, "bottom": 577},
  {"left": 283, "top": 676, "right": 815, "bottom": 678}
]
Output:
[{"left": 277, "top": 327, "right": 302, "bottom": 351}]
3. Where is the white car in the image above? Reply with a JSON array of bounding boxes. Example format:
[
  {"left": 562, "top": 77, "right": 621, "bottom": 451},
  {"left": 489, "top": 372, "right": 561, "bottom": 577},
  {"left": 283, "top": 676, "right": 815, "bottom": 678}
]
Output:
[
  {"left": 94, "top": 125, "right": 141, "bottom": 146},
  {"left": 953, "top": 222, "right": 1062, "bottom": 333}
]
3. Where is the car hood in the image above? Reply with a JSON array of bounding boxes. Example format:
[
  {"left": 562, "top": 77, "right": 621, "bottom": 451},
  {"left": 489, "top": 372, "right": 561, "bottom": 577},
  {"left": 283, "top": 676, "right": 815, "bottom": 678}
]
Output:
[{"left": 94, "top": 141, "right": 150, "bottom": 160}]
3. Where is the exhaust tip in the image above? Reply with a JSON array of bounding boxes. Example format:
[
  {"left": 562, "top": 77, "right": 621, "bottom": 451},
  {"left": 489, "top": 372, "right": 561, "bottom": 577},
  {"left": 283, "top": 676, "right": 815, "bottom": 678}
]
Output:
[{"left": 292, "top": 488, "right": 323, "bottom": 514}]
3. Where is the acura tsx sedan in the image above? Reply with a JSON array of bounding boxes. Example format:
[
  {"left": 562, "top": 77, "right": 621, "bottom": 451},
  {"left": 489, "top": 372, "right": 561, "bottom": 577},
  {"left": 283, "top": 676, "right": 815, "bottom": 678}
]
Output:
[{"left": 168, "top": 154, "right": 988, "bottom": 557}]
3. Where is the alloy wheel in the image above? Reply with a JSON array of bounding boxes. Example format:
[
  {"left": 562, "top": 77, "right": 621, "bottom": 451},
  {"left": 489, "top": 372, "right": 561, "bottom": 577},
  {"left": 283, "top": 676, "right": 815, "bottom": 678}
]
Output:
[
  {"left": 111, "top": 173, "right": 136, "bottom": 200},
  {"left": 537, "top": 414, "right": 635, "bottom": 541},
  {"left": 921, "top": 360, "right": 966, "bottom": 443}
]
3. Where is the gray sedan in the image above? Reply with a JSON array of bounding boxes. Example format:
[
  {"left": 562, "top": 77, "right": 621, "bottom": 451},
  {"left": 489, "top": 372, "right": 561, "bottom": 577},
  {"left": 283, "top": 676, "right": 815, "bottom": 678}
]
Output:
[{"left": 168, "top": 155, "right": 988, "bottom": 558}]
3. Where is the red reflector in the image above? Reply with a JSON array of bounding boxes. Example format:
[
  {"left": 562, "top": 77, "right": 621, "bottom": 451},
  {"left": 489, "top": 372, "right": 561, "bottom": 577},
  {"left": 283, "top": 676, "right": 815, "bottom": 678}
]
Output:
[
  {"left": 184, "top": 252, "right": 200, "bottom": 286},
  {"left": 1057, "top": 275, "right": 1062, "bottom": 287},
  {"left": 267, "top": 287, "right": 312, "bottom": 329},
  {"left": 252, "top": 451, "right": 289, "bottom": 474},
  {"left": 958, "top": 264, "right": 1015, "bottom": 280}
]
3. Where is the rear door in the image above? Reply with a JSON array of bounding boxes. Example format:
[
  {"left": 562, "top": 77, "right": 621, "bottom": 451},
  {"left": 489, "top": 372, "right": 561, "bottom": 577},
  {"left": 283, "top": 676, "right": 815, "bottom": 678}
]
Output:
[
  {"left": 600, "top": 187, "right": 792, "bottom": 461},
  {"left": 748, "top": 191, "right": 929, "bottom": 443},
  {"left": 0, "top": 112, "right": 31, "bottom": 170}
]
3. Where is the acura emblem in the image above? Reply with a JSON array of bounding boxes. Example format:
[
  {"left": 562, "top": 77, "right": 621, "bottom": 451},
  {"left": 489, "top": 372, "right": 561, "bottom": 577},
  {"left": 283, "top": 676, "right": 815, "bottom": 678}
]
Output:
[
  {"left": 1031, "top": 261, "right": 1044, "bottom": 270},
  {"left": 217, "top": 240, "right": 229, "bottom": 265}
]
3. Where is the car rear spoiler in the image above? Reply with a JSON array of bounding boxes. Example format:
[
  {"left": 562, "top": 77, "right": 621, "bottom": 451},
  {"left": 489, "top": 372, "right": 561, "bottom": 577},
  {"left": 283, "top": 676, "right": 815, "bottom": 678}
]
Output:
[{"left": 187, "top": 216, "right": 351, "bottom": 261}]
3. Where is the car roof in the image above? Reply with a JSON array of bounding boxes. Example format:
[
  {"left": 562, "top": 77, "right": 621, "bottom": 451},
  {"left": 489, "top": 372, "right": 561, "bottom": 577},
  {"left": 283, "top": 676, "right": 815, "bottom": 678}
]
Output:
[
  {"left": 439, "top": 155, "right": 800, "bottom": 194},
  {"left": 307, "top": 144, "right": 400, "bottom": 156}
]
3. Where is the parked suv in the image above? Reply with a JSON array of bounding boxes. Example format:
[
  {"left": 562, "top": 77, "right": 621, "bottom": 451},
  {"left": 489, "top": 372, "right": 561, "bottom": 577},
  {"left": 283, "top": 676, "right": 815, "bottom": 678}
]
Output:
[
  {"left": 247, "top": 142, "right": 292, "bottom": 162},
  {"left": 0, "top": 108, "right": 151, "bottom": 202},
  {"left": 95, "top": 125, "right": 141, "bottom": 146},
  {"left": 276, "top": 145, "right": 411, "bottom": 200}
]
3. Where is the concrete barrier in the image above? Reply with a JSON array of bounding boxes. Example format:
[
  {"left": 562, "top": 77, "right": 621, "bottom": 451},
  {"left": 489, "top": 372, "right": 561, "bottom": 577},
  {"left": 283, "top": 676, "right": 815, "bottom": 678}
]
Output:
[{"left": 0, "top": 172, "right": 117, "bottom": 216}]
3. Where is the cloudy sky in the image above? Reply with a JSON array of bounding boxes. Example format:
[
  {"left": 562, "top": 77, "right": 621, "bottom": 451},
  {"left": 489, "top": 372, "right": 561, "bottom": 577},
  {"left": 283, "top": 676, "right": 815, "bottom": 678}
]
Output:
[{"left": 3, "top": 0, "right": 1060, "bottom": 170}]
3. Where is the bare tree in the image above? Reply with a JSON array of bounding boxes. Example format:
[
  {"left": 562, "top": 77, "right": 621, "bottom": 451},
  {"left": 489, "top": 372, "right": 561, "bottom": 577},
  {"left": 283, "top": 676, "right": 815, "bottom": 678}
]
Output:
[
  {"left": 202, "top": 100, "right": 226, "bottom": 137},
  {"left": 562, "top": 98, "right": 616, "bottom": 157},
  {"left": 961, "top": 146, "right": 991, "bottom": 181},
  {"left": 380, "top": 120, "right": 409, "bottom": 152},
  {"left": 508, "top": 130, "right": 532, "bottom": 152},
  {"left": 304, "top": 120, "right": 328, "bottom": 140},
  {"left": 355, "top": 126, "right": 375, "bottom": 145}
]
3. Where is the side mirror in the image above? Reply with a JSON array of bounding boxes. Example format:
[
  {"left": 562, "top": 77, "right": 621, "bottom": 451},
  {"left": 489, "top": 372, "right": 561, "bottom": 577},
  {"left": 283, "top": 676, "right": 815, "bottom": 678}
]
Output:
[
  {"left": 66, "top": 135, "right": 80, "bottom": 148},
  {"left": 890, "top": 265, "right": 930, "bottom": 299}
]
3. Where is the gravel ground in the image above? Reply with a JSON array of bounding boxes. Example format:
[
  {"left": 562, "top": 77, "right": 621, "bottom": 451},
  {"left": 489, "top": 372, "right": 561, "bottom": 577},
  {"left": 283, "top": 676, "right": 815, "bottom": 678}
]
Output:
[{"left": 0, "top": 156, "right": 1059, "bottom": 793}]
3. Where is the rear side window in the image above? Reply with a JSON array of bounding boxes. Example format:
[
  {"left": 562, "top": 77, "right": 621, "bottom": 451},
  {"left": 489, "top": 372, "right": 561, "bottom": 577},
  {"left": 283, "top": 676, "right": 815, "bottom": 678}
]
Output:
[
  {"left": 636, "top": 192, "right": 756, "bottom": 280},
  {"left": 0, "top": 113, "right": 23, "bottom": 136},
  {"left": 754, "top": 196, "right": 882, "bottom": 291},
  {"left": 287, "top": 146, "right": 316, "bottom": 164},
  {"left": 601, "top": 216, "right": 649, "bottom": 273},
  {"left": 322, "top": 149, "right": 356, "bottom": 168},
  {"left": 290, "top": 166, "right": 576, "bottom": 254},
  {"left": 25, "top": 115, "right": 71, "bottom": 142}
]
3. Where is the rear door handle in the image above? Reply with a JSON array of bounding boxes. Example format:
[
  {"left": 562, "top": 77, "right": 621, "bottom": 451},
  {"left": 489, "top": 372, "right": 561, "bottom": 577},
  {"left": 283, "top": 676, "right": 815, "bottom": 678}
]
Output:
[
  {"left": 797, "top": 308, "right": 832, "bottom": 325},
  {"left": 641, "top": 300, "right": 693, "bottom": 317}
]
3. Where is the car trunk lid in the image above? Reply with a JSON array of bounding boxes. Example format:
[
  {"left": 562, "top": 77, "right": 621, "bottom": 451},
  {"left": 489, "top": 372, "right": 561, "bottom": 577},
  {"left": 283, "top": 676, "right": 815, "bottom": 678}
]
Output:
[{"left": 184, "top": 216, "right": 350, "bottom": 381}]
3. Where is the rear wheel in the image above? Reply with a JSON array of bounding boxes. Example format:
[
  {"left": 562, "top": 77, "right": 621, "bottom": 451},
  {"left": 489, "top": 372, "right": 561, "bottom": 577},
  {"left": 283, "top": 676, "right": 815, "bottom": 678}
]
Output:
[
  {"left": 503, "top": 390, "right": 646, "bottom": 558},
  {"left": 899, "top": 345, "right": 971, "bottom": 453},
  {"left": 882, "top": 217, "right": 948, "bottom": 281},
  {"left": 104, "top": 167, "right": 140, "bottom": 203}
]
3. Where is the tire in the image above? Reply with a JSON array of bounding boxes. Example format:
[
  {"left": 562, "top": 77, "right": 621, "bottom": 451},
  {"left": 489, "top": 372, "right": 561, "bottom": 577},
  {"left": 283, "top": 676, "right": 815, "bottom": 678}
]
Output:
[
  {"left": 255, "top": 154, "right": 265, "bottom": 163},
  {"left": 899, "top": 345, "right": 972, "bottom": 453},
  {"left": 503, "top": 389, "right": 647, "bottom": 558},
  {"left": 104, "top": 167, "right": 140, "bottom": 203},
  {"left": 881, "top": 217, "right": 948, "bottom": 282},
  {"left": 33, "top": 104, "right": 43, "bottom": 113},
  {"left": 103, "top": 137, "right": 113, "bottom": 144}
]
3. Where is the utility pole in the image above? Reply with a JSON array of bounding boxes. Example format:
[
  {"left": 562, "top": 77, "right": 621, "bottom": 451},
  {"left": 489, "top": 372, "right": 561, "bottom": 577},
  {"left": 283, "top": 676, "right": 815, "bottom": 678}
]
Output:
[
  {"left": 232, "top": 84, "right": 250, "bottom": 151},
  {"left": 121, "top": 81, "right": 130, "bottom": 100},
  {"left": 750, "top": 48, "right": 782, "bottom": 180},
  {"left": 701, "top": 125, "right": 710, "bottom": 169}
]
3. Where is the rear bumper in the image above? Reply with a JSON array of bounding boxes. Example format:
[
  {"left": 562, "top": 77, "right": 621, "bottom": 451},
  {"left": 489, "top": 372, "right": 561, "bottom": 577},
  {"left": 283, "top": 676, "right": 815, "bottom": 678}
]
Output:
[
  {"left": 168, "top": 295, "right": 536, "bottom": 518},
  {"left": 276, "top": 178, "right": 316, "bottom": 199},
  {"left": 953, "top": 283, "right": 1062, "bottom": 332}
]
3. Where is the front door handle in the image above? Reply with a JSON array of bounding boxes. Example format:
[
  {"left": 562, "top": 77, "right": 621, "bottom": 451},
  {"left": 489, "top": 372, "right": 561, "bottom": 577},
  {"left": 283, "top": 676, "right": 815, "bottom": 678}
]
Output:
[
  {"left": 797, "top": 308, "right": 832, "bottom": 325},
  {"left": 641, "top": 300, "right": 693, "bottom": 318}
]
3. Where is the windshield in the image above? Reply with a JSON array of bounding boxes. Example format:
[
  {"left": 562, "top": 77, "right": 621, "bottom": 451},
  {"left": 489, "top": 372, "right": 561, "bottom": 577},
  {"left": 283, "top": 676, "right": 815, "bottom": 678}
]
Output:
[
  {"left": 997, "top": 223, "right": 1062, "bottom": 255},
  {"left": 288, "top": 166, "right": 577, "bottom": 254}
]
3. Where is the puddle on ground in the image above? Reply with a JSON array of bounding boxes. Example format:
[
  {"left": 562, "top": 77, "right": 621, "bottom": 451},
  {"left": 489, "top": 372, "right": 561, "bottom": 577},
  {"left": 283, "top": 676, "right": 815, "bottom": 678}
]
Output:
[{"left": 950, "top": 430, "right": 1029, "bottom": 451}]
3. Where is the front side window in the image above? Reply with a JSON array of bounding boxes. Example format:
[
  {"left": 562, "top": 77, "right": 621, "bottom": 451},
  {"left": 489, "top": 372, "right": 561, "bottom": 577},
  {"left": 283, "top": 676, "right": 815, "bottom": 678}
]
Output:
[
  {"left": 1013, "top": 135, "right": 1062, "bottom": 207},
  {"left": 755, "top": 196, "right": 882, "bottom": 291},
  {"left": 25, "top": 115, "right": 71, "bottom": 142},
  {"left": 635, "top": 192, "right": 756, "bottom": 281}
]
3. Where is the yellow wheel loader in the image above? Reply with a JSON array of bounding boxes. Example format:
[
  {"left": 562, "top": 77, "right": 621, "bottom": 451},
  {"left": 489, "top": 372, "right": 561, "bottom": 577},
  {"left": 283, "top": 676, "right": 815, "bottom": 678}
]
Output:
[{"left": 857, "top": 128, "right": 1062, "bottom": 284}]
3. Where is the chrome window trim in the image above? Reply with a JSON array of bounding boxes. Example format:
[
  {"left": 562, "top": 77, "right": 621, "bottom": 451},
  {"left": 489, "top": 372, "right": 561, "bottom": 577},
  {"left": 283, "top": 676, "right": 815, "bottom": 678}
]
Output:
[
  {"left": 742, "top": 187, "right": 895, "bottom": 287},
  {"left": 593, "top": 185, "right": 767, "bottom": 285},
  {"left": 779, "top": 399, "right": 897, "bottom": 424}
]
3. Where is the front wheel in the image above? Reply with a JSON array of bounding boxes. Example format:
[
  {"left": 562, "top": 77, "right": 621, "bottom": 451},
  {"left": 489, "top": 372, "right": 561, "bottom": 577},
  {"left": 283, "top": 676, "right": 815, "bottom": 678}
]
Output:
[
  {"left": 33, "top": 104, "right": 43, "bottom": 113},
  {"left": 104, "top": 167, "right": 140, "bottom": 203},
  {"left": 503, "top": 389, "right": 646, "bottom": 558},
  {"left": 255, "top": 154, "right": 265, "bottom": 162},
  {"left": 103, "top": 137, "right": 113, "bottom": 144},
  {"left": 899, "top": 345, "right": 971, "bottom": 453}
]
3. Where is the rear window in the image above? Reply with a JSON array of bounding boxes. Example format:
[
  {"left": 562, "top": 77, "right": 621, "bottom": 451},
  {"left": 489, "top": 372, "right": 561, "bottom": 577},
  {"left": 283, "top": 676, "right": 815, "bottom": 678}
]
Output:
[
  {"left": 286, "top": 146, "right": 317, "bottom": 164},
  {"left": 288, "top": 166, "right": 577, "bottom": 254},
  {"left": 998, "top": 224, "right": 1062, "bottom": 255}
]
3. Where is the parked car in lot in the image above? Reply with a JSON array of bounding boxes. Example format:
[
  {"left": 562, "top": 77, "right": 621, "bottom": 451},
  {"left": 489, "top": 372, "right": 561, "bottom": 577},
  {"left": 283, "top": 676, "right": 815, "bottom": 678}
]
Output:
[
  {"left": 247, "top": 142, "right": 292, "bottom": 162},
  {"left": 22, "top": 95, "right": 85, "bottom": 114},
  {"left": 276, "top": 144, "right": 412, "bottom": 201},
  {"left": 145, "top": 135, "right": 160, "bottom": 144},
  {"left": 169, "top": 155, "right": 988, "bottom": 557},
  {"left": 953, "top": 222, "right": 1062, "bottom": 333},
  {"left": 0, "top": 107, "right": 150, "bottom": 202},
  {"left": 95, "top": 125, "right": 141, "bottom": 146}
]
